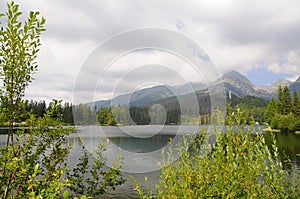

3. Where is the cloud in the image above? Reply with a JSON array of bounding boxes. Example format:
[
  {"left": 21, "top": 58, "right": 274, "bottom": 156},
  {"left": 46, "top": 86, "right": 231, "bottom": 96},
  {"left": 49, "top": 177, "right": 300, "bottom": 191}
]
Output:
[{"left": 0, "top": 0, "right": 299, "bottom": 102}]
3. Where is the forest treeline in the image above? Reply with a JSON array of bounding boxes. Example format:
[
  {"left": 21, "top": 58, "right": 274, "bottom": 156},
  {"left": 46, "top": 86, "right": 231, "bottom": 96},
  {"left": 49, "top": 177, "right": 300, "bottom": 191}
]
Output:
[
  {"left": 96, "top": 93, "right": 212, "bottom": 125},
  {"left": 97, "top": 95, "right": 269, "bottom": 126},
  {"left": 227, "top": 95, "right": 269, "bottom": 124},
  {"left": 96, "top": 106, "right": 183, "bottom": 125},
  {"left": 3, "top": 85, "right": 298, "bottom": 131},
  {"left": 4, "top": 95, "right": 268, "bottom": 126},
  {"left": 0, "top": 99, "right": 74, "bottom": 125},
  {"left": 264, "top": 85, "right": 300, "bottom": 132}
]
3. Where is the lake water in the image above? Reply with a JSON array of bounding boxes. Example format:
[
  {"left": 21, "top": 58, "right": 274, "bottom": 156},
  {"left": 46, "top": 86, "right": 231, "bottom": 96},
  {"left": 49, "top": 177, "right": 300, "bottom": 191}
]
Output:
[
  {"left": 1, "top": 125, "right": 300, "bottom": 198},
  {"left": 73, "top": 126, "right": 300, "bottom": 198}
]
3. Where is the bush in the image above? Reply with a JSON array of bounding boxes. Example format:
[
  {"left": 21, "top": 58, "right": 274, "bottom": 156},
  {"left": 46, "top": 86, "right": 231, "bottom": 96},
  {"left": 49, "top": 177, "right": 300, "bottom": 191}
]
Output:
[
  {"left": 0, "top": 102, "right": 125, "bottom": 198},
  {"left": 134, "top": 109, "right": 300, "bottom": 198},
  {"left": 0, "top": 104, "right": 74, "bottom": 198},
  {"left": 278, "top": 113, "right": 295, "bottom": 132},
  {"left": 66, "top": 139, "right": 125, "bottom": 198},
  {"left": 289, "top": 117, "right": 300, "bottom": 132},
  {"left": 0, "top": 2, "right": 125, "bottom": 198},
  {"left": 270, "top": 113, "right": 281, "bottom": 129}
]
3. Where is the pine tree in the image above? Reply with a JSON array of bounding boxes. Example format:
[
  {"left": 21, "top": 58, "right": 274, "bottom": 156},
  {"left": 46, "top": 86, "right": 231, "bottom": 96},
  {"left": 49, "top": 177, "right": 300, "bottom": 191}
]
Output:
[
  {"left": 282, "top": 86, "right": 292, "bottom": 114},
  {"left": 37, "top": 100, "right": 46, "bottom": 117},
  {"left": 264, "top": 97, "right": 277, "bottom": 124},
  {"left": 278, "top": 85, "right": 284, "bottom": 114},
  {"left": 292, "top": 90, "right": 300, "bottom": 117},
  {"left": 62, "top": 102, "right": 74, "bottom": 124}
]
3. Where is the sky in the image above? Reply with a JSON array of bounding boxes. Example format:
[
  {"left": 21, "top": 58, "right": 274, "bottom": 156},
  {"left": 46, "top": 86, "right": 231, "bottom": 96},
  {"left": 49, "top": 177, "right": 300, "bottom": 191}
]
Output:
[{"left": 1, "top": 0, "right": 300, "bottom": 103}]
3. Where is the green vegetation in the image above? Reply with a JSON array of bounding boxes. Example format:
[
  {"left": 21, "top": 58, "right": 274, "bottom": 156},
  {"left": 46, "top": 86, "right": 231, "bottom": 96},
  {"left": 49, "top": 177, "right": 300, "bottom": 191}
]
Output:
[
  {"left": 96, "top": 106, "right": 181, "bottom": 125},
  {"left": 134, "top": 107, "right": 300, "bottom": 198},
  {"left": 228, "top": 95, "right": 268, "bottom": 124},
  {"left": 265, "top": 85, "right": 300, "bottom": 132},
  {"left": 0, "top": 2, "right": 124, "bottom": 198},
  {"left": 0, "top": 105, "right": 73, "bottom": 198},
  {"left": 97, "top": 107, "right": 117, "bottom": 125},
  {"left": 65, "top": 139, "right": 125, "bottom": 198},
  {"left": 96, "top": 95, "right": 269, "bottom": 126},
  {"left": 0, "top": 0, "right": 45, "bottom": 145},
  {"left": 73, "top": 103, "right": 97, "bottom": 125},
  {"left": 0, "top": 99, "right": 75, "bottom": 126}
]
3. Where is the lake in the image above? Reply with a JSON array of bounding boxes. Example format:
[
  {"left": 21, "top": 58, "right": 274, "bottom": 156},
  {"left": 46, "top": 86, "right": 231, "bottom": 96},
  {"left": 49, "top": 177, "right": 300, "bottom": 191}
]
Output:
[
  {"left": 1, "top": 125, "right": 300, "bottom": 198},
  {"left": 67, "top": 125, "right": 300, "bottom": 198}
]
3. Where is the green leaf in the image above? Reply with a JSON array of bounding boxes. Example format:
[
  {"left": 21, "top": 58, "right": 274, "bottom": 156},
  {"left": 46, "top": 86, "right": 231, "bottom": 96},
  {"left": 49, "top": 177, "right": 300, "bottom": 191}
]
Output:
[{"left": 63, "top": 190, "right": 69, "bottom": 199}]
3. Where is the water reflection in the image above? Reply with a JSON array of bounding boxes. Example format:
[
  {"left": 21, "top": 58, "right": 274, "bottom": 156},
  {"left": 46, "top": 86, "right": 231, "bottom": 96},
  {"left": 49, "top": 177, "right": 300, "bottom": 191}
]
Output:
[
  {"left": 110, "top": 134, "right": 175, "bottom": 153},
  {"left": 264, "top": 132, "right": 300, "bottom": 168}
]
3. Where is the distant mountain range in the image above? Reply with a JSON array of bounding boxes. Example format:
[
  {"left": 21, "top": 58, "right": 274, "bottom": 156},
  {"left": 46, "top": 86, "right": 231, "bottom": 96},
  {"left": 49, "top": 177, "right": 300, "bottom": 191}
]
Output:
[{"left": 91, "top": 70, "right": 300, "bottom": 110}]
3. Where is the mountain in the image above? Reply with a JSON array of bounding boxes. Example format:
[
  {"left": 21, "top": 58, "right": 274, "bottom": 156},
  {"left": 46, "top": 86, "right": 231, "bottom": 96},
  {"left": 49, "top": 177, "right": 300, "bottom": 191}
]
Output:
[
  {"left": 93, "top": 85, "right": 173, "bottom": 110},
  {"left": 93, "top": 82, "right": 205, "bottom": 110},
  {"left": 211, "top": 70, "right": 270, "bottom": 99},
  {"left": 222, "top": 70, "right": 254, "bottom": 87},
  {"left": 259, "top": 78, "right": 292, "bottom": 93},
  {"left": 289, "top": 76, "right": 300, "bottom": 96},
  {"left": 171, "top": 82, "right": 206, "bottom": 95},
  {"left": 91, "top": 70, "right": 300, "bottom": 110}
]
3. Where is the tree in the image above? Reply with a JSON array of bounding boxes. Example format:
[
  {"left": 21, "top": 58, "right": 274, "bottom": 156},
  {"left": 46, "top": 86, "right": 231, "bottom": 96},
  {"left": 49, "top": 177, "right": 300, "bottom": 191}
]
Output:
[
  {"left": 278, "top": 85, "right": 284, "bottom": 114},
  {"left": 264, "top": 97, "right": 277, "bottom": 124},
  {"left": 36, "top": 100, "right": 46, "bottom": 117},
  {"left": 0, "top": 3, "right": 124, "bottom": 198},
  {"left": 282, "top": 86, "right": 292, "bottom": 114},
  {"left": 0, "top": 1, "right": 45, "bottom": 145},
  {"left": 278, "top": 113, "right": 294, "bottom": 132},
  {"left": 292, "top": 90, "right": 300, "bottom": 116},
  {"left": 97, "top": 107, "right": 116, "bottom": 125},
  {"left": 62, "top": 102, "right": 74, "bottom": 124}
]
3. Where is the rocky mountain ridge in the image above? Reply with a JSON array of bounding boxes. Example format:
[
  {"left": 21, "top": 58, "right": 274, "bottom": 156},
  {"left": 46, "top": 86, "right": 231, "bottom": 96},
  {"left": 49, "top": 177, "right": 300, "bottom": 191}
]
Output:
[{"left": 92, "top": 70, "right": 300, "bottom": 109}]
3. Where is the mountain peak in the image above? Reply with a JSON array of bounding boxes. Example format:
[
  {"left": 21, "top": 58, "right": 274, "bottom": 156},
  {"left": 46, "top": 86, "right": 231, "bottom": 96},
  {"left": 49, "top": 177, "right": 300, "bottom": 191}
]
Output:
[
  {"left": 222, "top": 70, "right": 253, "bottom": 86},
  {"left": 295, "top": 76, "right": 300, "bottom": 83},
  {"left": 270, "top": 78, "right": 291, "bottom": 87}
]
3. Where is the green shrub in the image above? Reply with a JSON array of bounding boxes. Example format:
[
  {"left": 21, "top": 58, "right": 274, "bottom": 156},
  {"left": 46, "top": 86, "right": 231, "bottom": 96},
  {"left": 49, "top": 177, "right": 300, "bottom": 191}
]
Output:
[
  {"left": 0, "top": 103, "right": 74, "bottom": 198},
  {"left": 0, "top": 2, "right": 125, "bottom": 198},
  {"left": 134, "top": 109, "right": 300, "bottom": 198},
  {"left": 288, "top": 117, "right": 300, "bottom": 132},
  {"left": 66, "top": 139, "right": 125, "bottom": 198}
]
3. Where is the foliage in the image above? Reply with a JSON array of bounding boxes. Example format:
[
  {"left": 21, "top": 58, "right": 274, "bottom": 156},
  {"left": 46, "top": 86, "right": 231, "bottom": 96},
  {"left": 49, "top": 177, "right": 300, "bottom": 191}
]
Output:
[
  {"left": 73, "top": 103, "right": 97, "bottom": 125},
  {"left": 97, "top": 105, "right": 182, "bottom": 125},
  {"left": 134, "top": 107, "right": 300, "bottom": 198},
  {"left": 227, "top": 95, "right": 268, "bottom": 124},
  {"left": 0, "top": 1, "right": 46, "bottom": 145},
  {"left": 282, "top": 86, "right": 292, "bottom": 115},
  {"left": 278, "top": 85, "right": 284, "bottom": 114},
  {"left": 0, "top": 102, "right": 75, "bottom": 198},
  {"left": 66, "top": 139, "right": 125, "bottom": 198},
  {"left": 97, "top": 107, "right": 116, "bottom": 125},
  {"left": 266, "top": 85, "right": 300, "bottom": 132},
  {"left": 264, "top": 97, "right": 277, "bottom": 124},
  {"left": 293, "top": 90, "right": 300, "bottom": 116},
  {"left": 0, "top": 2, "right": 125, "bottom": 198},
  {"left": 0, "top": 99, "right": 75, "bottom": 126},
  {"left": 112, "top": 106, "right": 127, "bottom": 124}
]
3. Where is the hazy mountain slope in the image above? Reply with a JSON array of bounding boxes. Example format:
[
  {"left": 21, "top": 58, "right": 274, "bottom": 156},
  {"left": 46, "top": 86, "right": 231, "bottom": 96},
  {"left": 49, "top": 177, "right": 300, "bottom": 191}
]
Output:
[
  {"left": 93, "top": 83, "right": 205, "bottom": 110},
  {"left": 92, "top": 70, "right": 300, "bottom": 109}
]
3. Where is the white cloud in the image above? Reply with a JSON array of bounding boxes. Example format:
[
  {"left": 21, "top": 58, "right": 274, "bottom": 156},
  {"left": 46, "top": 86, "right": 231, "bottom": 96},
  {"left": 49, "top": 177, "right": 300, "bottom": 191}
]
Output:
[{"left": 0, "top": 0, "right": 299, "bottom": 103}]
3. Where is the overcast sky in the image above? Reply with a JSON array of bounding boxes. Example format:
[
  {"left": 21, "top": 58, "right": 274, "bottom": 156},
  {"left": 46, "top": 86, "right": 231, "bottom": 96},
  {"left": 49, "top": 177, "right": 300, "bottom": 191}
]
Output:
[{"left": 1, "top": 0, "right": 300, "bottom": 103}]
